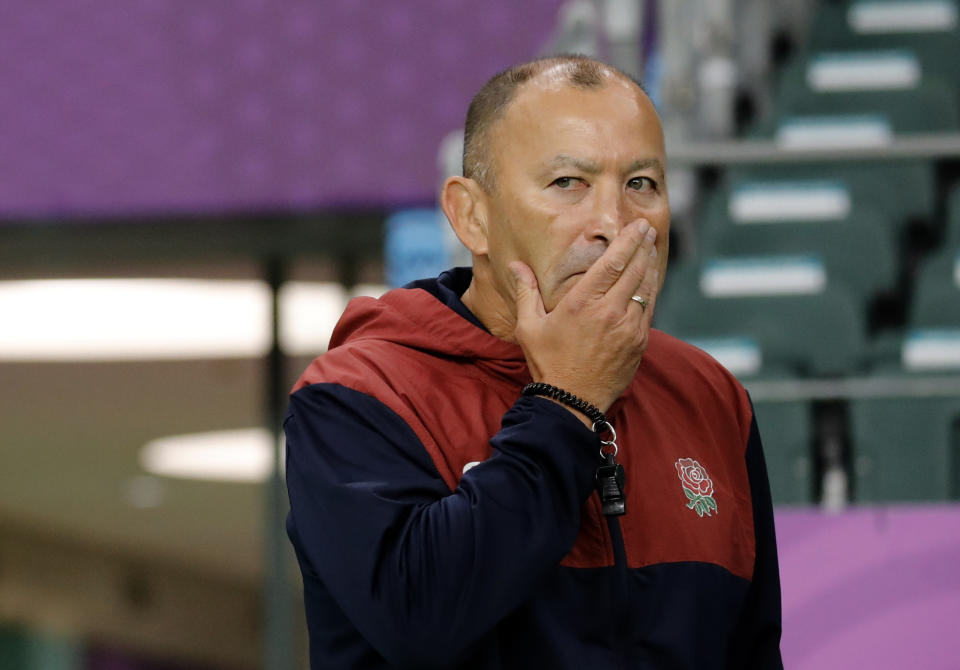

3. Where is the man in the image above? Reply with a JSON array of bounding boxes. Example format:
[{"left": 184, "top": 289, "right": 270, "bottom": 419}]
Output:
[{"left": 285, "top": 55, "right": 783, "bottom": 669}]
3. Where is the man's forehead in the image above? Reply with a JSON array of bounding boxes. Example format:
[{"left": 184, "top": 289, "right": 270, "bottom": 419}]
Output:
[
  {"left": 500, "top": 75, "right": 655, "bottom": 134},
  {"left": 497, "top": 77, "right": 663, "bottom": 147}
]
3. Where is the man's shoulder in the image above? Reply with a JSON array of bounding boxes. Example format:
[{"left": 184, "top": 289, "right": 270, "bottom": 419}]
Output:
[
  {"left": 292, "top": 285, "right": 466, "bottom": 393},
  {"left": 293, "top": 335, "right": 430, "bottom": 394}
]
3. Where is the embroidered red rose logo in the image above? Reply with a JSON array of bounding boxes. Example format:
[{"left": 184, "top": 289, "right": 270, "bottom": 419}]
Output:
[{"left": 675, "top": 458, "right": 718, "bottom": 517}]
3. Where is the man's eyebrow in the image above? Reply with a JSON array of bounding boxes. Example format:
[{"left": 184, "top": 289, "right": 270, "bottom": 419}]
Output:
[
  {"left": 626, "top": 158, "right": 665, "bottom": 178},
  {"left": 540, "top": 155, "right": 665, "bottom": 180},
  {"left": 543, "top": 154, "right": 602, "bottom": 175}
]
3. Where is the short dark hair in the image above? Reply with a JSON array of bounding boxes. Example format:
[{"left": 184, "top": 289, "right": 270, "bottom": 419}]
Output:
[{"left": 462, "top": 54, "right": 644, "bottom": 191}]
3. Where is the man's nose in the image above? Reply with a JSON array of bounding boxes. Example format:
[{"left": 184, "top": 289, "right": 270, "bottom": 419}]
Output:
[{"left": 588, "top": 184, "right": 629, "bottom": 244}]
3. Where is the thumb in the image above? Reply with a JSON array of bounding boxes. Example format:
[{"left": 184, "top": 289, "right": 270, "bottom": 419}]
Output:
[{"left": 510, "top": 261, "right": 545, "bottom": 322}]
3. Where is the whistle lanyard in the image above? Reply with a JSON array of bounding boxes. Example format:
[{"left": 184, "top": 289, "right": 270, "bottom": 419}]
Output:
[
  {"left": 519, "top": 383, "right": 627, "bottom": 516},
  {"left": 593, "top": 420, "right": 626, "bottom": 516}
]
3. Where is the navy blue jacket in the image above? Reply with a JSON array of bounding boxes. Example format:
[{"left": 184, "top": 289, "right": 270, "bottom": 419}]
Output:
[{"left": 285, "top": 268, "right": 783, "bottom": 669}]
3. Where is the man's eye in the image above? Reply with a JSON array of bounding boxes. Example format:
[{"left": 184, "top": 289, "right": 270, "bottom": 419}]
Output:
[
  {"left": 628, "top": 177, "right": 655, "bottom": 191},
  {"left": 551, "top": 176, "right": 580, "bottom": 189}
]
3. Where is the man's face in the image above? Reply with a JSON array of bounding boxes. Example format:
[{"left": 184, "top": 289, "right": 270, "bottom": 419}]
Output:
[{"left": 481, "top": 75, "right": 670, "bottom": 312}]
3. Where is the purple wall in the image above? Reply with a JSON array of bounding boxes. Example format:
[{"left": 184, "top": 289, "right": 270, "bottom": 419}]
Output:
[
  {"left": 0, "top": 0, "right": 565, "bottom": 218},
  {"left": 777, "top": 505, "right": 960, "bottom": 669}
]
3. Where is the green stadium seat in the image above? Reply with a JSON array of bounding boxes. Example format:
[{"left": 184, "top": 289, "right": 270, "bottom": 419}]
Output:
[
  {"left": 654, "top": 269, "right": 867, "bottom": 377},
  {"left": 751, "top": 399, "right": 815, "bottom": 505},
  {"left": 778, "top": 79, "right": 960, "bottom": 133},
  {"left": 911, "top": 247, "right": 960, "bottom": 328},
  {"left": 771, "top": 51, "right": 959, "bottom": 145},
  {"left": 850, "top": 393, "right": 960, "bottom": 501},
  {"left": 806, "top": 0, "right": 960, "bottom": 78},
  {"left": 854, "top": 247, "right": 960, "bottom": 372},
  {"left": 946, "top": 183, "right": 960, "bottom": 245},
  {"left": 749, "top": 80, "right": 959, "bottom": 148},
  {"left": 698, "top": 195, "right": 899, "bottom": 303},
  {"left": 725, "top": 161, "right": 936, "bottom": 224},
  {"left": 859, "top": 247, "right": 960, "bottom": 372}
]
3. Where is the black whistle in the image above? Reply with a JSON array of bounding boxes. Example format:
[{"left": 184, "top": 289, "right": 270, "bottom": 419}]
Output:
[{"left": 595, "top": 454, "right": 626, "bottom": 516}]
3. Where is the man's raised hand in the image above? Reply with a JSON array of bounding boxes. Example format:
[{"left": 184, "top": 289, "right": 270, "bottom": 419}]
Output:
[{"left": 511, "top": 220, "right": 660, "bottom": 422}]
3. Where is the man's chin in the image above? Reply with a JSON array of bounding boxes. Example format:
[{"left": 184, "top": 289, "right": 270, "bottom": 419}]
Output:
[{"left": 543, "top": 273, "right": 583, "bottom": 312}]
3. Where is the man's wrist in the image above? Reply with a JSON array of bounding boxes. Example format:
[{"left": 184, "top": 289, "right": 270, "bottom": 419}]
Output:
[
  {"left": 521, "top": 382, "right": 606, "bottom": 430},
  {"left": 543, "top": 398, "right": 596, "bottom": 429}
]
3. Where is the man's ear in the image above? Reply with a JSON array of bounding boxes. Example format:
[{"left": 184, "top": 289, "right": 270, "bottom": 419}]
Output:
[{"left": 440, "top": 176, "right": 490, "bottom": 256}]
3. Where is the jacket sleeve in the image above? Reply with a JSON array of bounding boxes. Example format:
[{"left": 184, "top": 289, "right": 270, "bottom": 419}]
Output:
[
  {"left": 726, "top": 408, "right": 784, "bottom": 669},
  {"left": 284, "top": 382, "right": 600, "bottom": 668}
]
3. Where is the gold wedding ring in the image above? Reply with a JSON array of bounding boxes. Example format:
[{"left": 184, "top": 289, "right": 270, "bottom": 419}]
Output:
[{"left": 630, "top": 295, "right": 648, "bottom": 311}]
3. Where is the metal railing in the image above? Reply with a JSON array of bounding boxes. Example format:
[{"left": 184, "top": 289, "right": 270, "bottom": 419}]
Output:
[{"left": 667, "top": 132, "right": 960, "bottom": 166}]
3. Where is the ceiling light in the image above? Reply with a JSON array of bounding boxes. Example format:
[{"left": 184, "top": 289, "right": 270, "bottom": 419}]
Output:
[
  {"left": 0, "top": 278, "right": 366, "bottom": 361},
  {"left": 140, "top": 428, "right": 277, "bottom": 482}
]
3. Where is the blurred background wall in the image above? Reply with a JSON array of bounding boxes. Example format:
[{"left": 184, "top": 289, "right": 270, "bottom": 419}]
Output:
[{"left": 1, "top": 1, "right": 959, "bottom": 668}]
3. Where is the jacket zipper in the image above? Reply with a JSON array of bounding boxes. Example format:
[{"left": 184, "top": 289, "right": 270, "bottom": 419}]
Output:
[{"left": 605, "top": 514, "right": 630, "bottom": 667}]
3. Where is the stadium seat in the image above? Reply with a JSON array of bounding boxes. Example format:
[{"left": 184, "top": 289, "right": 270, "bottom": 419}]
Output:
[
  {"left": 698, "top": 192, "right": 899, "bottom": 303},
  {"left": 859, "top": 246, "right": 959, "bottom": 372},
  {"left": 653, "top": 262, "right": 770, "bottom": 378},
  {"left": 858, "top": 245, "right": 960, "bottom": 502},
  {"left": 946, "top": 182, "right": 960, "bottom": 245},
  {"left": 806, "top": 0, "right": 960, "bottom": 71},
  {"left": 749, "top": 81, "right": 959, "bottom": 151},
  {"left": 725, "top": 160, "right": 936, "bottom": 225},
  {"left": 850, "top": 394, "right": 960, "bottom": 501},
  {"left": 774, "top": 49, "right": 955, "bottom": 114},
  {"left": 898, "top": 247, "right": 960, "bottom": 372},
  {"left": 910, "top": 247, "right": 960, "bottom": 328},
  {"left": 751, "top": 399, "right": 814, "bottom": 505},
  {"left": 778, "top": 79, "right": 960, "bottom": 133},
  {"left": 654, "top": 270, "right": 867, "bottom": 377}
]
